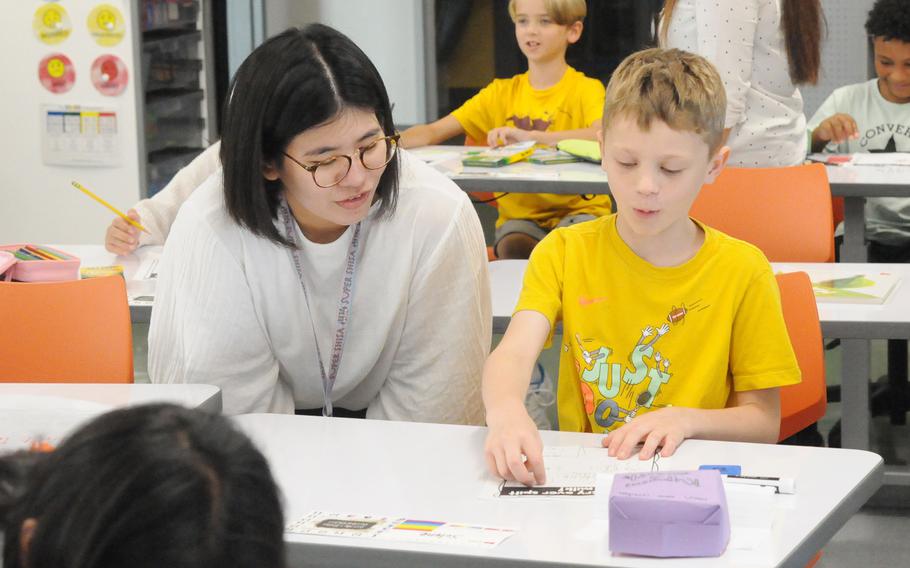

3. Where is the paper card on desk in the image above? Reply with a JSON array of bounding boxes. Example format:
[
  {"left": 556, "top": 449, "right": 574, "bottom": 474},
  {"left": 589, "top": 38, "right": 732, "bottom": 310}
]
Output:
[
  {"left": 454, "top": 169, "right": 560, "bottom": 180},
  {"left": 286, "top": 512, "right": 392, "bottom": 538},
  {"left": 129, "top": 294, "right": 155, "bottom": 306},
  {"left": 461, "top": 141, "right": 535, "bottom": 167},
  {"left": 286, "top": 512, "right": 515, "bottom": 548},
  {"left": 381, "top": 520, "right": 516, "bottom": 548},
  {"left": 527, "top": 148, "right": 581, "bottom": 165},
  {"left": 408, "top": 147, "right": 463, "bottom": 165},
  {"left": 493, "top": 446, "right": 668, "bottom": 497},
  {"left": 807, "top": 270, "right": 900, "bottom": 304},
  {"left": 138, "top": 256, "right": 159, "bottom": 280},
  {"left": 848, "top": 152, "right": 910, "bottom": 167}
]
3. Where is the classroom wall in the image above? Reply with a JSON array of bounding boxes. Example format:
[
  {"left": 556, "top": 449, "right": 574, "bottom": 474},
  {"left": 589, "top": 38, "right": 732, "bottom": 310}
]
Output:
[
  {"left": 264, "top": 0, "right": 431, "bottom": 126},
  {"left": 801, "top": 0, "right": 875, "bottom": 119},
  {"left": 0, "top": 0, "right": 142, "bottom": 245},
  {"left": 226, "top": 0, "right": 264, "bottom": 79}
]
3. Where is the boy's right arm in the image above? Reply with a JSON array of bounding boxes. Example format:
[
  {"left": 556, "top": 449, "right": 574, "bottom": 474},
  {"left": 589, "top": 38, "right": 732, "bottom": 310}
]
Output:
[
  {"left": 810, "top": 113, "right": 859, "bottom": 153},
  {"left": 807, "top": 92, "right": 857, "bottom": 153},
  {"left": 399, "top": 115, "right": 465, "bottom": 148},
  {"left": 482, "top": 309, "right": 551, "bottom": 486}
]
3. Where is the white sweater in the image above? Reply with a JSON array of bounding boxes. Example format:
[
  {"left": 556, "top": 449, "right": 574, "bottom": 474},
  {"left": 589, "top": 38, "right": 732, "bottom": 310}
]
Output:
[
  {"left": 135, "top": 145, "right": 222, "bottom": 246},
  {"left": 664, "top": 0, "right": 807, "bottom": 167},
  {"left": 148, "top": 150, "right": 491, "bottom": 422}
]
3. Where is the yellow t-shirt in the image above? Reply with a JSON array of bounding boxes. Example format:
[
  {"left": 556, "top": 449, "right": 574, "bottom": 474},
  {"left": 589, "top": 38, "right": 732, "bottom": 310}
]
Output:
[
  {"left": 451, "top": 67, "right": 611, "bottom": 229},
  {"left": 515, "top": 215, "right": 801, "bottom": 433}
]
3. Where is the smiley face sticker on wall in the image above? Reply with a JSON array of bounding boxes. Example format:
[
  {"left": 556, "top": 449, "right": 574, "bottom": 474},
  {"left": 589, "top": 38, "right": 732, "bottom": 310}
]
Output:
[
  {"left": 87, "top": 4, "right": 126, "bottom": 46},
  {"left": 91, "top": 54, "right": 129, "bottom": 96},
  {"left": 38, "top": 53, "right": 76, "bottom": 94},
  {"left": 34, "top": 4, "right": 72, "bottom": 45}
]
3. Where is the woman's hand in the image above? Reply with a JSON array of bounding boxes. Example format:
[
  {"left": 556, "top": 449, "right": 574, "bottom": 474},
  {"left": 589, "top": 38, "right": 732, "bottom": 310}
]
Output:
[{"left": 105, "top": 209, "right": 141, "bottom": 255}]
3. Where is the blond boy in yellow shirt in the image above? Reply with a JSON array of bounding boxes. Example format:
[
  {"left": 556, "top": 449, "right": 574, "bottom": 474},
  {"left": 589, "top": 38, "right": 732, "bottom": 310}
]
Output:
[
  {"left": 400, "top": 0, "right": 611, "bottom": 259},
  {"left": 482, "top": 48, "right": 801, "bottom": 486}
]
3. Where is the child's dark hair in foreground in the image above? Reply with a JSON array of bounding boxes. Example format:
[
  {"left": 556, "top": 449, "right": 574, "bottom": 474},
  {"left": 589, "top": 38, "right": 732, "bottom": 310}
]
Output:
[{"left": 0, "top": 403, "right": 285, "bottom": 568}]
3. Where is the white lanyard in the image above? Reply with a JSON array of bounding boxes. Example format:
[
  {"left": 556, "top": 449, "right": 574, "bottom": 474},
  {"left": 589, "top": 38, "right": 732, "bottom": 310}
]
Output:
[{"left": 280, "top": 198, "right": 362, "bottom": 417}]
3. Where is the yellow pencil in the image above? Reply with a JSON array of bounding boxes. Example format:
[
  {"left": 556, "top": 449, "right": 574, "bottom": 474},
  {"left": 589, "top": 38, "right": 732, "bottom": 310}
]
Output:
[{"left": 71, "top": 181, "right": 150, "bottom": 234}]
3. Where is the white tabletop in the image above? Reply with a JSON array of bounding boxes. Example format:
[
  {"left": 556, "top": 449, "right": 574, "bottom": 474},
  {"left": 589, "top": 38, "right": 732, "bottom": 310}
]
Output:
[
  {"left": 823, "top": 163, "right": 910, "bottom": 197},
  {"left": 417, "top": 146, "right": 910, "bottom": 198},
  {"left": 415, "top": 145, "right": 608, "bottom": 194},
  {"left": 53, "top": 244, "right": 161, "bottom": 322},
  {"left": 490, "top": 259, "right": 910, "bottom": 338},
  {"left": 234, "top": 413, "right": 882, "bottom": 568},
  {"left": 0, "top": 383, "right": 221, "bottom": 452}
]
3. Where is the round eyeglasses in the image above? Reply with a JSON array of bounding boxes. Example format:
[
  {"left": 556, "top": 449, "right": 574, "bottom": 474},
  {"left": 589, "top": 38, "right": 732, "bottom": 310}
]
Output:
[{"left": 283, "top": 133, "right": 400, "bottom": 188}]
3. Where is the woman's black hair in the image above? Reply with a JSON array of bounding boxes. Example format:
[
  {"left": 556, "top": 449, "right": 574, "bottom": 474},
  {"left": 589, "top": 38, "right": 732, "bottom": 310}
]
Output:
[
  {"left": 221, "top": 24, "right": 400, "bottom": 246},
  {"left": 866, "top": 0, "right": 910, "bottom": 43},
  {"left": 0, "top": 404, "right": 285, "bottom": 568}
]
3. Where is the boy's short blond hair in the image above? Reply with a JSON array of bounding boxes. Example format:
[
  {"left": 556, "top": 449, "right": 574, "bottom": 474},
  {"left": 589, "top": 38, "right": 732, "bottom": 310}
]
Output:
[
  {"left": 508, "top": 0, "right": 586, "bottom": 25},
  {"left": 603, "top": 48, "right": 726, "bottom": 154}
]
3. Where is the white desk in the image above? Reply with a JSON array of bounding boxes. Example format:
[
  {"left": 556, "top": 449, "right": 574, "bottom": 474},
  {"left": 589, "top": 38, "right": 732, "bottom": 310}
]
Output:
[
  {"left": 53, "top": 244, "right": 161, "bottom": 323},
  {"left": 489, "top": 260, "right": 910, "bottom": 483},
  {"left": 418, "top": 145, "right": 607, "bottom": 196},
  {"left": 825, "top": 164, "right": 910, "bottom": 262},
  {"left": 235, "top": 413, "right": 882, "bottom": 568},
  {"left": 0, "top": 383, "right": 221, "bottom": 451},
  {"left": 420, "top": 147, "right": 910, "bottom": 263}
]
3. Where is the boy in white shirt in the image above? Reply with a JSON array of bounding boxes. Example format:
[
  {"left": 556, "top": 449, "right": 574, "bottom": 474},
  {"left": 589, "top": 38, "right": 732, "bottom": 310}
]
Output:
[{"left": 808, "top": 0, "right": 910, "bottom": 252}]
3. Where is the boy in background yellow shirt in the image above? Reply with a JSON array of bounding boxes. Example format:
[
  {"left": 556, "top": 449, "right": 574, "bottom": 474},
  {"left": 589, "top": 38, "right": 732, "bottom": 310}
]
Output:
[
  {"left": 400, "top": 0, "right": 611, "bottom": 259},
  {"left": 481, "top": 48, "right": 801, "bottom": 486}
]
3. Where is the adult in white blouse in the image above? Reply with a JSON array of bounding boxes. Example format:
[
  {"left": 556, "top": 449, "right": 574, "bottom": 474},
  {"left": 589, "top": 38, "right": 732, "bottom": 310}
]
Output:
[
  {"left": 148, "top": 24, "right": 491, "bottom": 421},
  {"left": 660, "top": 0, "right": 823, "bottom": 167}
]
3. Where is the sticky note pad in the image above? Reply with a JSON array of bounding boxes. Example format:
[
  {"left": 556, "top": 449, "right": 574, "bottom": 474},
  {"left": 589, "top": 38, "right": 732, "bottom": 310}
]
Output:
[{"left": 609, "top": 470, "right": 730, "bottom": 558}]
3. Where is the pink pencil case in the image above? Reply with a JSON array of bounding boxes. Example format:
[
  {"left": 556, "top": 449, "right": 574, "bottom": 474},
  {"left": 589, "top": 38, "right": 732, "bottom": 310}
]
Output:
[{"left": 0, "top": 244, "right": 80, "bottom": 282}]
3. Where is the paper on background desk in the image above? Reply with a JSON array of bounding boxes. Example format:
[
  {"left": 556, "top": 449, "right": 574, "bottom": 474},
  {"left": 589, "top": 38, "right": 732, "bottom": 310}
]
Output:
[
  {"left": 125, "top": 250, "right": 160, "bottom": 305},
  {"left": 286, "top": 511, "right": 516, "bottom": 548},
  {"left": 849, "top": 152, "right": 910, "bottom": 167},
  {"left": 487, "top": 446, "right": 671, "bottom": 498},
  {"left": 408, "top": 147, "right": 463, "bottom": 166}
]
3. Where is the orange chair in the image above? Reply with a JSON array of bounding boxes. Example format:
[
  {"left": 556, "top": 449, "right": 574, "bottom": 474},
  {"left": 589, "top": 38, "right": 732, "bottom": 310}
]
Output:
[
  {"left": 690, "top": 164, "right": 834, "bottom": 262},
  {"left": 0, "top": 276, "right": 134, "bottom": 383},
  {"left": 775, "top": 271, "right": 827, "bottom": 441}
]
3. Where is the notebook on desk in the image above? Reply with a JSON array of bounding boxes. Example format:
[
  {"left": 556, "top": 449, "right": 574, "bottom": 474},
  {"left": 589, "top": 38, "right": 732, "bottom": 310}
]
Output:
[{"left": 807, "top": 271, "right": 900, "bottom": 304}]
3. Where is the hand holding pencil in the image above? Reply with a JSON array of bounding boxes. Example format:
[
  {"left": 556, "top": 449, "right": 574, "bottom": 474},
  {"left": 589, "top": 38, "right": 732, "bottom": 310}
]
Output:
[
  {"left": 105, "top": 208, "right": 144, "bottom": 255},
  {"left": 70, "top": 181, "right": 149, "bottom": 256}
]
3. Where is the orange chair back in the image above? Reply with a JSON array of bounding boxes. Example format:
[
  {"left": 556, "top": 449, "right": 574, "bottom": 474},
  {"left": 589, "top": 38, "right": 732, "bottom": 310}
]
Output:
[
  {"left": 690, "top": 164, "right": 834, "bottom": 262},
  {"left": 775, "top": 271, "right": 827, "bottom": 441},
  {"left": 0, "top": 276, "right": 134, "bottom": 383}
]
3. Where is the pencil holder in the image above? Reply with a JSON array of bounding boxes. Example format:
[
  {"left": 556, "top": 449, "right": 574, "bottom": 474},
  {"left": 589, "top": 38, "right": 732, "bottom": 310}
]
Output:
[{"left": 0, "top": 244, "right": 80, "bottom": 282}]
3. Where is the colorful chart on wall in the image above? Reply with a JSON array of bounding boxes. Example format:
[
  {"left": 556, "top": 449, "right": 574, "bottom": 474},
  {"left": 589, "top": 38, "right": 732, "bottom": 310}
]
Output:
[
  {"left": 42, "top": 105, "right": 120, "bottom": 167},
  {"left": 90, "top": 54, "right": 128, "bottom": 96},
  {"left": 87, "top": 4, "right": 126, "bottom": 46},
  {"left": 33, "top": 3, "right": 72, "bottom": 45},
  {"left": 38, "top": 53, "right": 76, "bottom": 94}
]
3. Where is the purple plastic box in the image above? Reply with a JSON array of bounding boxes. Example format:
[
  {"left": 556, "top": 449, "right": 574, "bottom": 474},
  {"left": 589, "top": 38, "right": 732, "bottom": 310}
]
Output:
[{"left": 608, "top": 470, "right": 730, "bottom": 558}]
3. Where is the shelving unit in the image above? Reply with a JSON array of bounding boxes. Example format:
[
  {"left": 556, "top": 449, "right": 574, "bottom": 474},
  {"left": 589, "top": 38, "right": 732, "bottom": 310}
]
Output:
[{"left": 135, "top": 0, "right": 216, "bottom": 197}]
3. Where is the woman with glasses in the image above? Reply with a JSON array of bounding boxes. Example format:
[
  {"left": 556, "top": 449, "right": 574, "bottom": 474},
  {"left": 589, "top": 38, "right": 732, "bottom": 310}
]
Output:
[{"left": 147, "top": 24, "right": 491, "bottom": 422}]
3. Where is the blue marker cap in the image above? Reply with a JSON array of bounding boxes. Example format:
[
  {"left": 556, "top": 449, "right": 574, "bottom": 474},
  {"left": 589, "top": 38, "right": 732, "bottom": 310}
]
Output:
[{"left": 699, "top": 464, "right": 742, "bottom": 476}]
